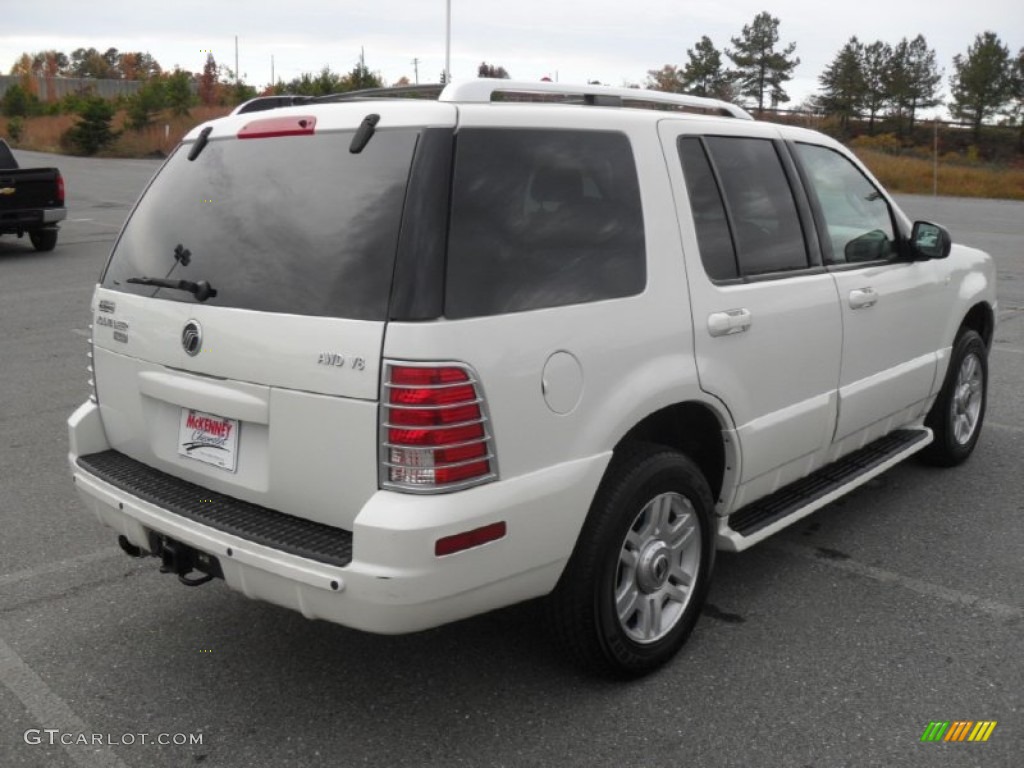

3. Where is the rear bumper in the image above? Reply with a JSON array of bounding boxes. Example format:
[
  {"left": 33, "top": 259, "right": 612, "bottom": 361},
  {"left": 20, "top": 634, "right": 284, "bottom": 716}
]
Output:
[
  {"left": 68, "top": 400, "right": 608, "bottom": 633},
  {"left": 0, "top": 206, "right": 65, "bottom": 232}
]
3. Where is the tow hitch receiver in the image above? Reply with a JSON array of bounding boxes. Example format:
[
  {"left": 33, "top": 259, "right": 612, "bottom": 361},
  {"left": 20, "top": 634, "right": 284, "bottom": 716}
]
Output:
[{"left": 149, "top": 534, "right": 223, "bottom": 587}]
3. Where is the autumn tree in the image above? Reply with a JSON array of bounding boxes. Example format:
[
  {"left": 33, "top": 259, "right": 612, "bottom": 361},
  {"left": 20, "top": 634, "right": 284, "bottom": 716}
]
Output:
[
  {"left": 727, "top": 12, "right": 799, "bottom": 113},
  {"left": 9, "top": 53, "right": 33, "bottom": 76},
  {"left": 198, "top": 53, "right": 220, "bottom": 106},
  {"left": 645, "top": 65, "right": 684, "bottom": 92},
  {"left": 681, "top": 36, "right": 732, "bottom": 100},
  {"left": 949, "top": 31, "right": 1016, "bottom": 142},
  {"left": 118, "top": 52, "right": 162, "bottom": 80},
  {"left": 478, "top": 62, "right": 510, "bottom": 78}
]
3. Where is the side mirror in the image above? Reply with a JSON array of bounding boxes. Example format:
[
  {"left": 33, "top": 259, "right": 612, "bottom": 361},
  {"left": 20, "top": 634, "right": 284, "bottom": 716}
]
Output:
[
  {"left": 845, "top": 229, "right": 891, "bottom": 263},
  {"left": 910, "top": 221, "right": 951, "bottom": 260}
]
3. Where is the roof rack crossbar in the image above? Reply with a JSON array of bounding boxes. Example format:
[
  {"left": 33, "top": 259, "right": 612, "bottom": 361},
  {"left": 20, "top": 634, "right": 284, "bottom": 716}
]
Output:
[{"left": 438, "top": 80, "right": 753, "bottom": 120}]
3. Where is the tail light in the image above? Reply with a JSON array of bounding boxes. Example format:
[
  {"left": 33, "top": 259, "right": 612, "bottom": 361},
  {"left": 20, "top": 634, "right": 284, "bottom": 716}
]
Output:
[
  {"left": 55, "top": 172, "right": 65, "bottom": 205},
  {"left": 381, "top": 362, "right": 497, "bottom": 492}
]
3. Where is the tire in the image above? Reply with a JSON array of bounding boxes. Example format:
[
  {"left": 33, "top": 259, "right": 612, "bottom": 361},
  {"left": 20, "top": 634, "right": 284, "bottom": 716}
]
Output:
[
  {"left": 29, "top": 228, "right": 58, "bottom": 252},
  {"left": 549, "top": 443, "right": 715, "bottom": 678},
  {"left": 920, "top": 329, "right": 988, "bottom": 467}
]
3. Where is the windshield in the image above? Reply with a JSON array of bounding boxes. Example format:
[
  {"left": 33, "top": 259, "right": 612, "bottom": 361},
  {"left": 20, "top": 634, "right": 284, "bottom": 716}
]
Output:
[{"left": 103, "top": 128, "right": 419, "bottom": 320}]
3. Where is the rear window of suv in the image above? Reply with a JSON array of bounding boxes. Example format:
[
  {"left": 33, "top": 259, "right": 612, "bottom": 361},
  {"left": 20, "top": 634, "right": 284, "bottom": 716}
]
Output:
[
  {"left": 445, "top": 128, "right": 646, "bottom": 318},
  {"left": 102, "top": 129, "right": 419, "bottom": 320}
]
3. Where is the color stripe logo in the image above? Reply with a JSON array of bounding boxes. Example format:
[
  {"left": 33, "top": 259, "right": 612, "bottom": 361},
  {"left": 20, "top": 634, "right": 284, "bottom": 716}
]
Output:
[{"left": 921, "top": 721, "right": 997, "bottom": 742}]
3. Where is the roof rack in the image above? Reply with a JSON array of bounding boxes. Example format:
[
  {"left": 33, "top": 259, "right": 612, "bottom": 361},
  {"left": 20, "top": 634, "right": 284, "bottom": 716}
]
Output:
[
  {"left": 438, "top": 79, "right": 753, "bottom": 120},
  {"left": 314, "top": 84, "right": 446, "bottom": 103}
]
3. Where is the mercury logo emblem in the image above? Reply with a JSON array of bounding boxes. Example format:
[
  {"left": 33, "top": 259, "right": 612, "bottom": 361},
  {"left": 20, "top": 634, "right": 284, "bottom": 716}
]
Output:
[{"left": 182, "top": 321, "right": 202, "bottom": 356}]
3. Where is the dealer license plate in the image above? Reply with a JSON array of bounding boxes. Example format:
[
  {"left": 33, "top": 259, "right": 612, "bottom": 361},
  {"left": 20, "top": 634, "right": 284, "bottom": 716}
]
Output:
[{"left": 177, "top": 408, "right": 240, "bottom": 472}]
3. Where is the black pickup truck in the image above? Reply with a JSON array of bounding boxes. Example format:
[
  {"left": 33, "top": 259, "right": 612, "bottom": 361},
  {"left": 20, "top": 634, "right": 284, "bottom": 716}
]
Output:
[{"left": 0, "top": 139, "right": 66, "bottom": 251}]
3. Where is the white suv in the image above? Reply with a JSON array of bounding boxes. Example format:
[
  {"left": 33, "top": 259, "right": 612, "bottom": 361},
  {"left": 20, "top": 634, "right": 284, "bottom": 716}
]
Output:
[{"left": 68, "top": 80, "right": 996, "bottom": 677}]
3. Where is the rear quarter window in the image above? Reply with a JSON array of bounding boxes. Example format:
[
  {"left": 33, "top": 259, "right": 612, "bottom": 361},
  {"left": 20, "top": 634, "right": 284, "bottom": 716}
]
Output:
[
  {"left": 103, "top": 129, "right": 418, "bottom": 320},
  {"left": 444, "top": 128, "right": 646, "bottom": 318}
]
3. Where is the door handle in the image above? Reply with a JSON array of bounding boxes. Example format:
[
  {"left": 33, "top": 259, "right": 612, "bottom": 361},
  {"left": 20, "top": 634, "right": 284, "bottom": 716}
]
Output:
[
  {"left": 849, "top": 287, "right": 877, "bottom": 310},
  {"left": 708, "top": 309, "right": 752, "bottom": 337}
]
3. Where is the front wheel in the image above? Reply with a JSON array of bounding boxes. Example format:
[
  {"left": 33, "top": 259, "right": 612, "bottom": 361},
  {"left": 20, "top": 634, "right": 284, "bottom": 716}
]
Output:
[
  {"left": 549, "top": 444, "right": 715, "bottom": 678},
  {"left": 29, "top": 228, "right": 58, "bottom": 252},
  {"left": 921, "top": 329, "right": 988, "bottom": 466}
]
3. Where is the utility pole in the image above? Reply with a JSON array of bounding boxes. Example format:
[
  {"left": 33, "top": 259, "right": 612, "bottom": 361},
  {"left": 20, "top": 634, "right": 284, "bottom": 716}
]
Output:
[
  {"left": 271, "top": 54, "right": 275, "bottom": 86},
  {"left": 445, "top": 0, "right": 451, "bottom": 83},
  {"left": 412, "top": 57, "right": 420, "bottom": 85},
  {"left": 234, "top": 35, "right": 239, "bottom": 89}
]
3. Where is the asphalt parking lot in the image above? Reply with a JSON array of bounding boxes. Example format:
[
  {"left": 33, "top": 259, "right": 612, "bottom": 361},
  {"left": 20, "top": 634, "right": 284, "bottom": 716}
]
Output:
[{"left": 1, "top": 148, "right": 1022, "bottom": 768}]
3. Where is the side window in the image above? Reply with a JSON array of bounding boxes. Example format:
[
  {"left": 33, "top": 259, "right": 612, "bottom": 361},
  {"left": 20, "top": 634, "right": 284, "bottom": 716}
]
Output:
[
  {"left": 678, "top": 138, "right": 738, "bottom": 280},
  {"left": 445, "top": 129, "right": 646, "bottom": 319},
  {"left": 703, "top": 137, "right": 809, "bottom": 276},
  {"left": 794, "top": 143, "right": 896, "bottom": 264}
]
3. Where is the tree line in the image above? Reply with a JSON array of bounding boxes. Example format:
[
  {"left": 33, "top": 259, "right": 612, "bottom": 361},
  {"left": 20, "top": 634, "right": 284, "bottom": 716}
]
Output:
[
  {"left": 819, "top": 31, "right": 1023, "bottom": 142},
  {"left": 5, "top": 23, "right": 1023, "bottom": 152},
  {"left": 644, "top": 13, "right": 1023, "bottom": 146},
  {"left": 9, "top": 47, "right": 162, "bottom": 81}
]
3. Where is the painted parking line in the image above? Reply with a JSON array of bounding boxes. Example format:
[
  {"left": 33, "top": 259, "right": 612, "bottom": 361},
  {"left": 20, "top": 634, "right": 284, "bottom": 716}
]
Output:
[
  {"left": 769, "top": 541, "right": 1022, "bottom": 622},
  {"left": 0, "top": 548, "right": 122, "bottom": 590},
  {"left": 987, "top": 421, "right": 1024, "bottom": 434},
  {"left": 0, "top": 634, "right": 129, "bottom": 768}
]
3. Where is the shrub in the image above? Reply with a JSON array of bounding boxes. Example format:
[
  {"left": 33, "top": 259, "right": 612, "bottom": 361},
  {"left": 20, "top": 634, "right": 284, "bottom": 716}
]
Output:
[
  {"left": 7, "top": 115, "right": 24, "bottom": 142},
  {"left": 64, "top": 96, "right": 117, "bottom": 155},
  {"left": 126, "top": 79, "right": 167, "bottom": 130},
  {"left": 165, "top": 69, "right": 195, "bottom": 116},
  {"left": 2, "top": 84, "right": 36, "bottom": 117},
  {"left": 849, "top": 132, "right": 902, "bottom": 154}
]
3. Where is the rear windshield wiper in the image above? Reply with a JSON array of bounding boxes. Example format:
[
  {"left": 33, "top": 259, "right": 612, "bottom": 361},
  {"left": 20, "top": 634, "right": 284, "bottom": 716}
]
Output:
[{"left": 126, "top": 276, "right": 218, "bottom": 302}]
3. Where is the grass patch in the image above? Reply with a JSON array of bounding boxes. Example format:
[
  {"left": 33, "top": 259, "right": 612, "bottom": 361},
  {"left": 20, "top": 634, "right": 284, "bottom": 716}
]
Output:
[
  {"left": 854, "top": 148, "right": 1024, "bottom": 201},
  {"left": 1, "top": 107, "right": 231, "bottom": 158},
  {"left": 3, "top": 111, "right": 1023, "bottom": 202}
]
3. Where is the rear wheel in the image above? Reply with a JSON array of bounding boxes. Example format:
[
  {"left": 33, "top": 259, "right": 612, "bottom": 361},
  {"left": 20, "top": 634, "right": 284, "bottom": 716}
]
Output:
[
  {"left": 921, "top": 329, "right": 987, "bottom": 466},
  {"left": 29, "top": 228, "right": 58, "bottom": 252},
  {"left": 549, "top": 444, "right": 715, "bottom": 678}
]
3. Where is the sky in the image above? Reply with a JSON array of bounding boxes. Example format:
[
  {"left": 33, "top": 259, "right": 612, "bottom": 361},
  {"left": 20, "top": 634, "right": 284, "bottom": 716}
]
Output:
[{"left": 3, "top": 1, "right": 1022, "bottom": 112}]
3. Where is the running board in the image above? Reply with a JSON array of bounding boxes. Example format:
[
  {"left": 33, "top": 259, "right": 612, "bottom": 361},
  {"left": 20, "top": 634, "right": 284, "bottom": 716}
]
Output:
[{"left": 717, "top": 428, "right": 932, "bottom": 552}]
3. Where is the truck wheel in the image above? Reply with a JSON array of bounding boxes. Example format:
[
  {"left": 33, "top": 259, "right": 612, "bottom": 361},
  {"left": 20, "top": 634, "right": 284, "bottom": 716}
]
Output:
[
  {"left": 549, "top": 444, "right": 715, "bottom": 678},
  {"left": 921, "top": 329, "right": 987, "bottom": 467},
  {"left": 29, "top": 228, "right": 58, "bottom": 252}
]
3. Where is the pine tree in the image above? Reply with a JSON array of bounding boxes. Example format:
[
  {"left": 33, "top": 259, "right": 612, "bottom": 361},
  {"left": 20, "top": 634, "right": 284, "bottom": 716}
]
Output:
[
  {"left": 861, "top": 41, "right": 892, "bottom": 133},
  {"left": 950, "top": 31, "right": 1015, "bottom": 142},
  {"left": 681, "top": 36, "right": 732, "bottom": 100},
  {"left": 477, "top": 62, "right": 510, "bottom": 79},
  {"left": 66, "top": 96, "right": 116, "bottom": 155},
  {"left": 887, "top": 36, "right": 942, "bottom": 135},
  {"left": 726, "top": 12, "right": 799, "bottom": 113},
  {"left": 819, "top": 37, "right": 866, "bottom": 131}
]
